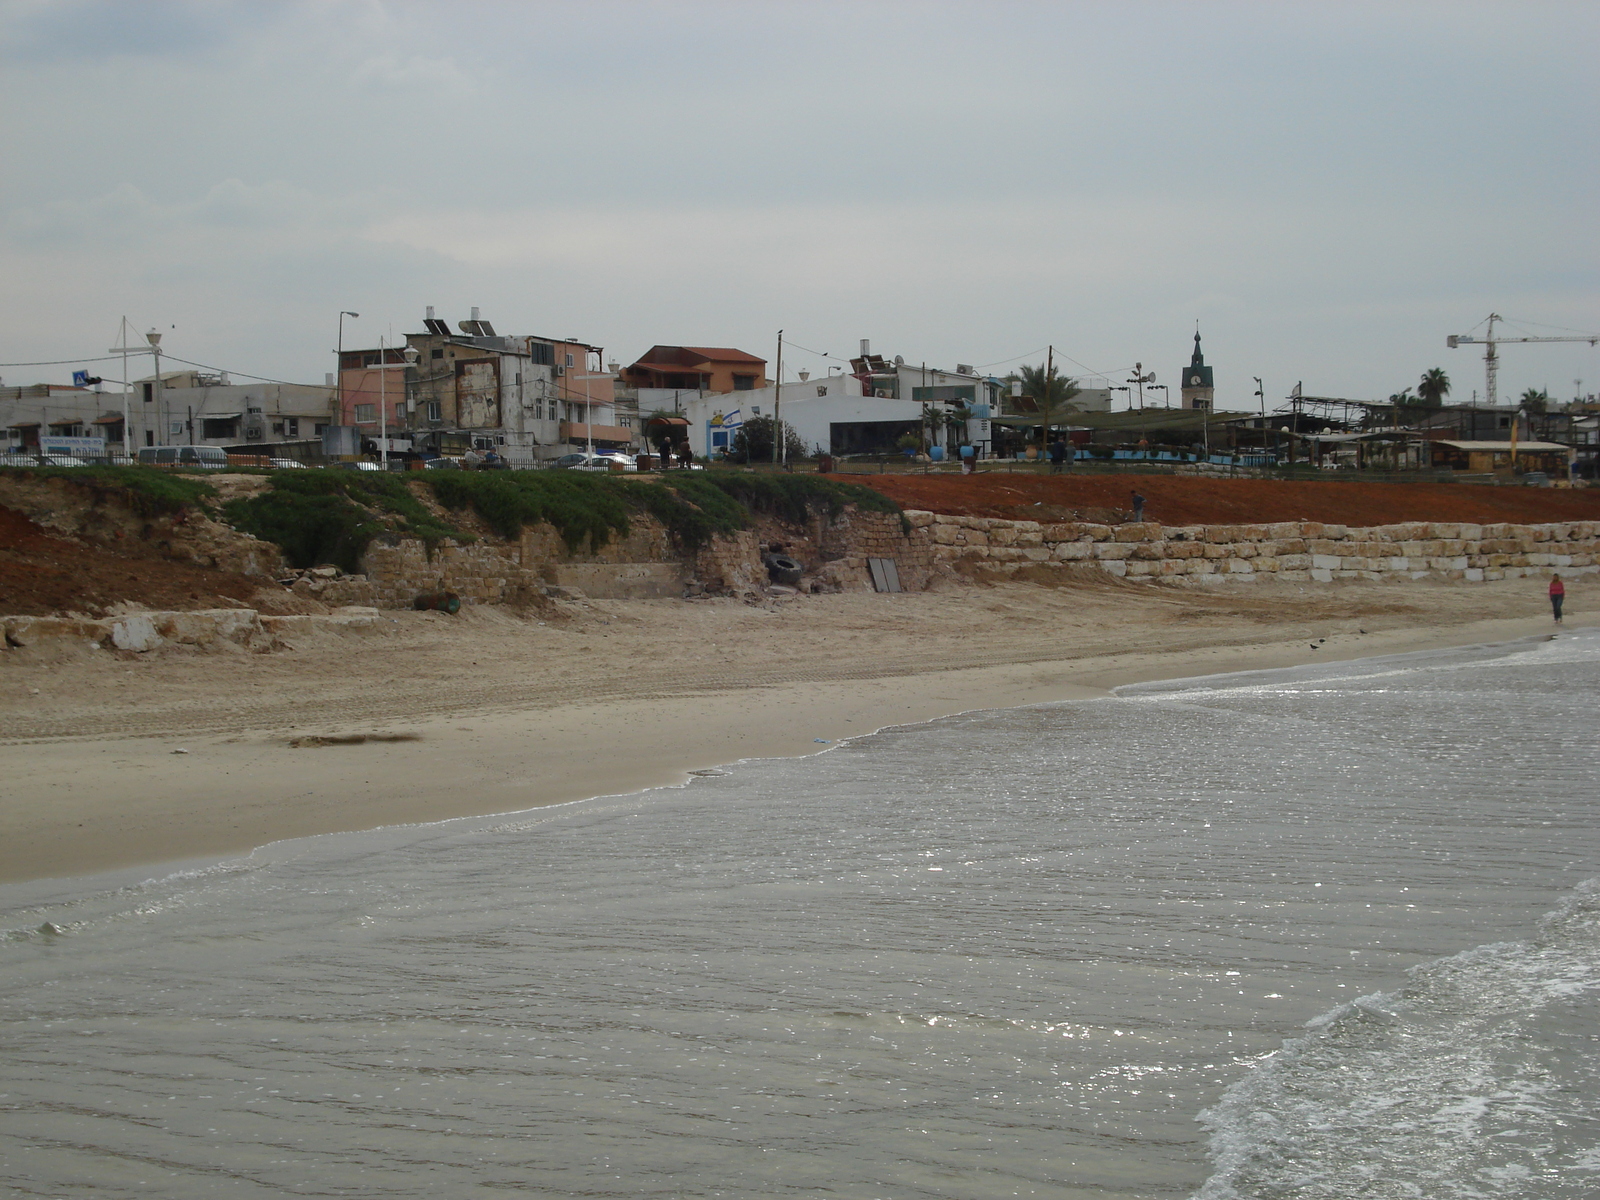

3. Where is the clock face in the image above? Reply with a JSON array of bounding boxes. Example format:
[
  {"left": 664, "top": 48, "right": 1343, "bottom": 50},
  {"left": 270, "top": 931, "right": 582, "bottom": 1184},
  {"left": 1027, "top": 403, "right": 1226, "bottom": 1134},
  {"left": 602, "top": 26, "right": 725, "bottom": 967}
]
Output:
[{"left": 1190, "top": 375, "right": 1201, "bottom": 385}]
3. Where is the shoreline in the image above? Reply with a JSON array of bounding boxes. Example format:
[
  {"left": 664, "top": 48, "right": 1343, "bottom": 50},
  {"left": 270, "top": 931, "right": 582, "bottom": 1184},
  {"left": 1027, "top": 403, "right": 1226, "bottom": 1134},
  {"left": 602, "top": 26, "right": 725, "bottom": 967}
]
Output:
[{"left": 3, "top": 589, "right": 1585, "bottom": 888}]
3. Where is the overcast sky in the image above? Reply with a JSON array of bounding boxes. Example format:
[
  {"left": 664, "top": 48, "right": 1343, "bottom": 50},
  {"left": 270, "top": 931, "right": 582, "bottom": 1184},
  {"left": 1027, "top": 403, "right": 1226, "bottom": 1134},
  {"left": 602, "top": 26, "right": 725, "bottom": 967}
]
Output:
[{"left": 2, "top": 0, "right": 1596, "bottom": 409}]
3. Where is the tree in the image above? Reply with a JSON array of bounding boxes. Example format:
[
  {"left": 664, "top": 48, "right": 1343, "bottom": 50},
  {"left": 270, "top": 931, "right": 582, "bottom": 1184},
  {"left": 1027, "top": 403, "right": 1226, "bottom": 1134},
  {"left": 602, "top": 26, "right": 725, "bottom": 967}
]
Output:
[
  {"left": 1519, "top": 387, "right": 1550, "bottom": 415},
  {"left": 730, "top": 414, "right": 806, "bottom": 464},
  {"left": 1015, "top": 362, "right": 1082, "bottom": 440},
  {"left": 1416, "top": 367, "right": 1450, "bottom": 408}
]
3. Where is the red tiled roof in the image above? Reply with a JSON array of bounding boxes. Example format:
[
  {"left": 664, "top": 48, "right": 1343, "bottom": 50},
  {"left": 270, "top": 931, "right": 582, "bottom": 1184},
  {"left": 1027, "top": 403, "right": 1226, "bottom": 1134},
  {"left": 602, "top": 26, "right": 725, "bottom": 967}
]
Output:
[{"left": 680, "top": 347, "right": 765, "bottom": 364}]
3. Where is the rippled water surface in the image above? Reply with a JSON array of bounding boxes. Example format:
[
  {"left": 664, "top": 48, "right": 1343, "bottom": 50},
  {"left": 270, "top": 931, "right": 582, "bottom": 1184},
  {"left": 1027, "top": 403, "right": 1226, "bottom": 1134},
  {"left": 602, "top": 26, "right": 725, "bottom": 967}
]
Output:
[{"left": 3, "top": 631, "right": 1598, "bottom": 1198}]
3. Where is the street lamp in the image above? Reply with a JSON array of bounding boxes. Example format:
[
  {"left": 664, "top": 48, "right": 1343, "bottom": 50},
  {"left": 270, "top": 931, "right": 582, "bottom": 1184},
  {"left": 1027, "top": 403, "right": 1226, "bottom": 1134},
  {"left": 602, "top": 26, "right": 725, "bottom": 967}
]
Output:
[
  {"left": 1148, "top": 383, "right": 1170, "bottom": 407},
  {"left": 145, "top": 328, "right": 164, "bottom": 445},
  {"left": 1254, "top": 377, "right": 1265, "bottom": 416},
  {"left": 337, "top": 311, "right": 359, "bottom": 424}
]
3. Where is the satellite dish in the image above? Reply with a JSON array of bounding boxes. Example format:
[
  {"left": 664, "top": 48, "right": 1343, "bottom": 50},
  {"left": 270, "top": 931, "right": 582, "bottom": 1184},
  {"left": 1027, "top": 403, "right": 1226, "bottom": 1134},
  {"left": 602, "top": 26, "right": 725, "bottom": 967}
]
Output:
[
  {"left": 1146, "top": 371, "right": 1156, "bottom": 383},
  {"left": 894, "top": 355, "right": 905, "bottom": 366}
]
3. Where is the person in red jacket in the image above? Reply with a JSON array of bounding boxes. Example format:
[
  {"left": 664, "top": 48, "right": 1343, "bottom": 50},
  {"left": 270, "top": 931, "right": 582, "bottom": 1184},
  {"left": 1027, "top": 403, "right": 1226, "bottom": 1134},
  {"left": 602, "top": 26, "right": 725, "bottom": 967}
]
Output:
[{"left": 1549, "top": 573, "right": 1565, "bottom": 624}]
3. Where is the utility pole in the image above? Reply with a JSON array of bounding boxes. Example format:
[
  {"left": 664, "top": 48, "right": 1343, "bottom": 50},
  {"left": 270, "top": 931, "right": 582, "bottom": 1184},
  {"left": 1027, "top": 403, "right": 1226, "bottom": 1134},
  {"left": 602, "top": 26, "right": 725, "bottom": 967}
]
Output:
[
  {"left": 773, "top": 329, "right": 783, "bottom": 466},
  {"left": 1046, "top": 344, "right": 1053, "bottom": 443}
]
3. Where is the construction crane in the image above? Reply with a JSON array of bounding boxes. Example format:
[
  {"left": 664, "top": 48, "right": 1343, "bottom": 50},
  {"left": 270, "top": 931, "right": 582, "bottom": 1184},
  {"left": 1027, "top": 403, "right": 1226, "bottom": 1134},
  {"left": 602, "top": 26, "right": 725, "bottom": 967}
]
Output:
[{"left": 1447, "top": 313, "right": 1598, "bottom": 407}]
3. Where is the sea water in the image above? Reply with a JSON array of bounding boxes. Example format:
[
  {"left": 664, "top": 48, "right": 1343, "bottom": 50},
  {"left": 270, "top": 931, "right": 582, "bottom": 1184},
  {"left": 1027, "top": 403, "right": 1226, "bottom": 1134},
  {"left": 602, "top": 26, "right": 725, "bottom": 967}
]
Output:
[{"left": 2, "top": 631, "right": 1597, "bottom": 1199}]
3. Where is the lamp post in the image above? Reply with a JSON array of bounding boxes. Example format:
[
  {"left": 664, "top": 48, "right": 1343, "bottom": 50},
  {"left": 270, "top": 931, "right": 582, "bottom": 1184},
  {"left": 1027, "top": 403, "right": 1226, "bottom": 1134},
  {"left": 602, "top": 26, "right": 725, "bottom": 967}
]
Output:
[
  {"left": 337, "top": 310, "right": 359, "bottom": 425},
  {"left": 145, "top": 328, "right": 164, "bottom": 445}
]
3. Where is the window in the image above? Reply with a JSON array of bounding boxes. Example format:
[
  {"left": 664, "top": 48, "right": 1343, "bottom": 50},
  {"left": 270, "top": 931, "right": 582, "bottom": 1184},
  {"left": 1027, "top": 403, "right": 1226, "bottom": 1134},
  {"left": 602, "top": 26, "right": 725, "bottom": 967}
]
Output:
[
  {"left": 425, "top": 400, "right": 442, "bottom": 422},
  {"left": 432, "top": 348, "right": 443, "bottom": 360},
  {"left": 272, "top": 421, "right": 285, "bottom": 436},
  {"left": 354, "top": 403, "right": 376, "bottom": 423},
  {"left": 142, "top": 382, "right": 154, "bottom": 403},
  {"left": 565, "top": 353, "right": 575, "bottom": 369},
  {"left": 733, "top": 375, "right": 756, "bottom": 390},
  {"left": 201, "top": 417, "right": 238, "bottom": 439},
  {"left": 286, "top": 417, "right": 299, "bottom": 437}
]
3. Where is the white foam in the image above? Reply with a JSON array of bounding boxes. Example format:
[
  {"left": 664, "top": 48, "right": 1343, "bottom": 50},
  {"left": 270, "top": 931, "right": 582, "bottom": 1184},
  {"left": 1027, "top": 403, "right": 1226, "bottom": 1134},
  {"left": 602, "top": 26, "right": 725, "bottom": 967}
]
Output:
[{"left": 1193, "top": 879, "right": 1600, "bottom": 1199}]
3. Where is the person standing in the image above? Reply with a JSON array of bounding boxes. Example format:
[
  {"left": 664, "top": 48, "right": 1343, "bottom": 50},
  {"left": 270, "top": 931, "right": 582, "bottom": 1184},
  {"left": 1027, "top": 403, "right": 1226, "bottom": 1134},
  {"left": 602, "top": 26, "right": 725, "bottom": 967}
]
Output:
[
  {"left": 1550, "top": 573, "right": 1565, "bottom": 623},
  {"left": 1130, "top": 490, "right": 1146, "bottom": 523},
  {"left": 1048, "top": 436, "right": 1068, "bottom": 474}
]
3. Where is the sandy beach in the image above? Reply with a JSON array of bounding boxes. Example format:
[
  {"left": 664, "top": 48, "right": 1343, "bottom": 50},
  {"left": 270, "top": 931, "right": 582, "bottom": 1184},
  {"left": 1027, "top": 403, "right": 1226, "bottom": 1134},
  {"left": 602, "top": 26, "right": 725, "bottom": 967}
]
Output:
[{"left": 1, "top": 572, "right": 1584, "bottom": 886}]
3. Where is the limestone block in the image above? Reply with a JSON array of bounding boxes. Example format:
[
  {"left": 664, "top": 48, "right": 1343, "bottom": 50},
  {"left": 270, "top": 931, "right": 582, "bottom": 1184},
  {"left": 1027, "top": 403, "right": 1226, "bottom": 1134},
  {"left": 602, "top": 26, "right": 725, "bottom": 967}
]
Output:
[
  {"left": 932, "top": 525, "right": 959, "bottom": 545},
  {"left": 1277, "top": 554, "right": 1312, "bottom": 569},
  {"left": 1323, "top": 525, "right": 1350, "bottom": 540},
  {"left": 1238, "top": 524, "right": 1271, "bottom": 542},
  {"left": 987, "top": 546, "right": 1029, "bottom": 563},
  {"left": 1429, "top": 523, "right": 1462, "bottom": 539},
  {"left": 1275, "top": 538, "right": 1307, "bottom": 554},
  {"left": 988, "top": 525, "right": 1018, "bottom": 546},
  {"left": 1165, "top": 541, "right": 1205, "bottom": 559},
  {"left": 1092, "top": 543, "right": 1133, "bottom": 560},
  {"left": 109, "top": 613, "right": 161, "bottom": 652},
  {"left": 1254, "top": 558, "right": 1281, "bottom": 572},
  {"left": 1014, "top": 527, "right": 1044, "bottom": 547},
  {"left": 1022, "top": 548, "right": 1051, "bottom": 562},
  {"left": 1229, "top": 543, "right": 1259, "bottom": 559},
  {"left": 1342, "top": 557, "right": 1373, "bottom": 571},
  {"left": 1051, "top": 542, "right": 1092, "bottom": 561},
  {"left": 1099, "top": 559, "right": 1128, "bottom": 576},
  {"left": 1204, "top": 525, "right": 1239, "bottom": 544},
  {"left": 1125, "top": 560, "right": 1157, "bottom": 576},
  {"left": 154, "top": 609, "right": 268, "bottom": 649},
  {"left": 1458, "top": 524, "right": 1484, "bottom": 541},
  {"left": 1307, "top": 539, "right": 1344, "bottom": 556},
  {"left": 1264, "top": 522, "right": 1302, "bottom": 540},
  {"left": 1279, "top": 569, "right": 1312, "bottom": 582},
  {"left": 1298, "top": 522, "right": 1326, "bottom": 538},
  {"left": 1130, "top": 542, "right": 1167, "bottom": 560},
  {"left": 1464, "top": 568, "right": 1485, "bottom": 582},
  {"left": 1114, "top": 523, "right": 1161, "bottom": 542},
  {"left": 1080, "top": 523, "right": 1113, "bottom": 542},
  {"left": 1203, "top": 543, "right": 1230, "bottom": 559},
  {"left": 1159, "top": 559, "right": 1190, "bottom": 576},
  {"left": 1189, "top": 560, "right": 1218, "bottom": 574},
  {"left": 1385, "top": 557, "right": 1410, "bottom": 572},
  {"left": 1311, "top": 554, "right": 1342, "bottom": 570},
  {"left": 903, "top": 510, "right": 936, "bottom": 528},
  {"left": 1526, "top": 553, "right": 1552, "bottom": 567},
  {"left": 1311, "top": 568, "right": 1334, "bottom": 583},
  {"left": 6, "top": 615, "right": 110, "bottom": 648},
  {"left": 1484, "top": 568, "right": 1505, "bottom": 581},
  {"left": 1226, "top": 559, "right": 1256, "bottom": 573}
]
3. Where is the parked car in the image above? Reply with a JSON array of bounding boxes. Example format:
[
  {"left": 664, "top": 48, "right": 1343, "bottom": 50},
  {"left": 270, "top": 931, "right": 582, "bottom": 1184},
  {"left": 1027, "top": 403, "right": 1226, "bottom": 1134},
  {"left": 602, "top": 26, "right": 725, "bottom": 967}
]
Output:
[
  {"left": 136, "top": 445, "right": 229, "bottom": 469},
  {"left": 1, "top": 451, "right": 89, "bottom": 467},
  {"left": 268, "top": 458, "right": 308, "bottom": 470},
  {"left": 422, "top": 456, "right": 463, "bottom": 470},
  {"left": 551, "top": 452, "right": 637, "bottom": 472},
  {"left": 329, "top": 460, "right": 381, "bottom": 472}
]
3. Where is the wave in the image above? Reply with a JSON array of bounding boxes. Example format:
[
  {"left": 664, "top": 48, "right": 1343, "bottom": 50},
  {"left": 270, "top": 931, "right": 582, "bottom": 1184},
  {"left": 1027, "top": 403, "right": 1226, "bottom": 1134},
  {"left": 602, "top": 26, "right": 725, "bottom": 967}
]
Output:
[{"left": 1194, "top": 878, "right": 1600, "bottom": 1199}]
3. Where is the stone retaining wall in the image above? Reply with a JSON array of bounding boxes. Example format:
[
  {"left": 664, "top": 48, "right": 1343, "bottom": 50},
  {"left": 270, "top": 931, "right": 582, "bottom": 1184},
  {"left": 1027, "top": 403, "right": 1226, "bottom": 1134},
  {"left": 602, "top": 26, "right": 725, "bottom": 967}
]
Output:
[
  {"left": 1, "top": 607, "right": 382, "bottom": 655},
  {"left": 915, "top": 511, "right": 1600, "bottom": 584}
]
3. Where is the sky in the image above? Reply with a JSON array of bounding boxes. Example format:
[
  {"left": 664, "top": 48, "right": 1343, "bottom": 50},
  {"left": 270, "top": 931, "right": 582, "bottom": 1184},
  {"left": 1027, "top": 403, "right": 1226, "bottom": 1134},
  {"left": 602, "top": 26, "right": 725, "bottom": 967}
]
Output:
[{"left": 1, "top": 0, "right": 1597, "bottom": 411}]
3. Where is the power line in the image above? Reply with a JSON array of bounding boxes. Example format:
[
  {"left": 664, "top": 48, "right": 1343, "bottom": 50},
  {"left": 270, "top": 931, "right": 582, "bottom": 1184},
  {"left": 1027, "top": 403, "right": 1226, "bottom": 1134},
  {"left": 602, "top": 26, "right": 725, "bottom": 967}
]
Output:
[{"left": 0, "top": 354, "right": 127, "bottom": 367}]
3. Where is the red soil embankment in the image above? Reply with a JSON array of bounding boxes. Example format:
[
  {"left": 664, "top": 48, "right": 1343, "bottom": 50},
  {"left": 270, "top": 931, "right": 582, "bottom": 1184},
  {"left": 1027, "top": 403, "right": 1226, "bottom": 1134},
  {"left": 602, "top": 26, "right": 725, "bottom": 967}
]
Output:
[
  {"left": 836, "top": 473, "right": 1600, "bottom": 527},
  {"left": 0, "top": 505, "right": 264, "bottom": 617}
]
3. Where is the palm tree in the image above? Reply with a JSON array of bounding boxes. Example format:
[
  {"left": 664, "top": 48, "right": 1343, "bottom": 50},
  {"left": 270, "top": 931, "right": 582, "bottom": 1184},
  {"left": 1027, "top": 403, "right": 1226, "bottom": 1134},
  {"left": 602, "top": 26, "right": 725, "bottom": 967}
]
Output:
[
  {"left": 1015, "top": 362, "right": 1082, "bottom": 442},
  {"left": 1519, "top": 387, "right": 1550, "bottom": 415},
  {"left": 1416, "top": 367, "right": 1450, "bottom": 408}
]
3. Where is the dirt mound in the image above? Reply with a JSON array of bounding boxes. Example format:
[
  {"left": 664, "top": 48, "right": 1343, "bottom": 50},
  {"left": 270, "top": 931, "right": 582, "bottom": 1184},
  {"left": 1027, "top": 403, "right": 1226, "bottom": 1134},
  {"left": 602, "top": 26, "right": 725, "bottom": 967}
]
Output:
[
  {"left": 837, "top": 472, "right": 1600, "bottom": 526},
  {"left": 0, "top": 505, "right": 295, "bottom": 619}
]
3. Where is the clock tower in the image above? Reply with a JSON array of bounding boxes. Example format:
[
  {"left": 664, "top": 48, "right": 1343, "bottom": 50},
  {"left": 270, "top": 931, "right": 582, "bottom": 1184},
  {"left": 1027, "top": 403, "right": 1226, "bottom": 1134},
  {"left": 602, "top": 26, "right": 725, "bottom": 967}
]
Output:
[{"left": 1180, "top": 331, "right": 1214, "bottom": 412}]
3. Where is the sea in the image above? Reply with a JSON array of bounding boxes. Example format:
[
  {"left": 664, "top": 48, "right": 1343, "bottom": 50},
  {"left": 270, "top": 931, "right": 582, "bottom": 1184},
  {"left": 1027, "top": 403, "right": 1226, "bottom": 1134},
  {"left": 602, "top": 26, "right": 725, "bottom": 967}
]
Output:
[{"left": 2, "top": 629, "right": 1598, "bottom": 1199}]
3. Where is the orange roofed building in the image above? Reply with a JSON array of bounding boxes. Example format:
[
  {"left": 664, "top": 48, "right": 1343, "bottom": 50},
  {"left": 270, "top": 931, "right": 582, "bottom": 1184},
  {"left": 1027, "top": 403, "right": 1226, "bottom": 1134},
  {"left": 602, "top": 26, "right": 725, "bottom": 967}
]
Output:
[{"left": 622, "top": 346, "right": 768, "bottom": 396}]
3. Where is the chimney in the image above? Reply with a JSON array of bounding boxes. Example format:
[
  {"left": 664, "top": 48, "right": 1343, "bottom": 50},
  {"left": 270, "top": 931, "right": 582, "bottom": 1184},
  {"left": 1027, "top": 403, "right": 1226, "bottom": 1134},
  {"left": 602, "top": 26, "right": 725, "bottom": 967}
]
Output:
[
  {"left": 426, "top": 305, "right": 435, "bottom": 321},
  {"left": 471, "top": 306, "right": 481, "bottom": 322},
  {"left": 860, "top": 339, "right": 870, "bottom": 357}
]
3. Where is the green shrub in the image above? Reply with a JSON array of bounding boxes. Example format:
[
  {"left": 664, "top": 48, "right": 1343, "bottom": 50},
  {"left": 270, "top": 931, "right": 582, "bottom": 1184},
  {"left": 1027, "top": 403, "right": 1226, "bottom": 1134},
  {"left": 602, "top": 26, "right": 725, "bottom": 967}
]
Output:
[
  {"left": 223, "top": 471, "right": 463, "bottom": 571},
  {"left": 426, "top": 470, "right": 635, "bottom": 553},
  {"left": 26, "top": 465, "right": 214, "bottom": 517}
]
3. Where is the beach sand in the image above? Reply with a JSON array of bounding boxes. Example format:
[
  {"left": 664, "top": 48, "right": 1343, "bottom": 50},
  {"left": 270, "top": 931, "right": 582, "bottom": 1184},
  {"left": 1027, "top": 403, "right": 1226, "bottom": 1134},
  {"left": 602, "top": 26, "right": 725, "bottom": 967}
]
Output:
[{"left": 1, "top": 572, "right": 1585, "bottom": 885}]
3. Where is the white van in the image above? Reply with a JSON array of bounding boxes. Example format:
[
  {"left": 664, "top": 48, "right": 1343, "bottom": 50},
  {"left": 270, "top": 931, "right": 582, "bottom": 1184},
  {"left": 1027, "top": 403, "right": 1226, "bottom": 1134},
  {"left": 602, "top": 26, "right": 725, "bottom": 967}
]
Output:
[{"left": 136, "top": 445, "right": 230, "bottom": 470}]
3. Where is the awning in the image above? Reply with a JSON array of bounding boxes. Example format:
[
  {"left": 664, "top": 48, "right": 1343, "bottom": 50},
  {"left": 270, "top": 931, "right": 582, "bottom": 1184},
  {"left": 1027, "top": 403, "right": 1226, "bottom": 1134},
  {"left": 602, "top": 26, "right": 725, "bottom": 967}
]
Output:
[
  {"left": 644, "top": 415, "right": 690, "bottom": 427},
  {"left": 7, "top": 421, "right": 40, "bottom": 430},
  {"left": 198, "top": 411, "right": 242, "bottom": 421},
  {"left": 93, "top": 414, "right": 125, "bottom": 425}
]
